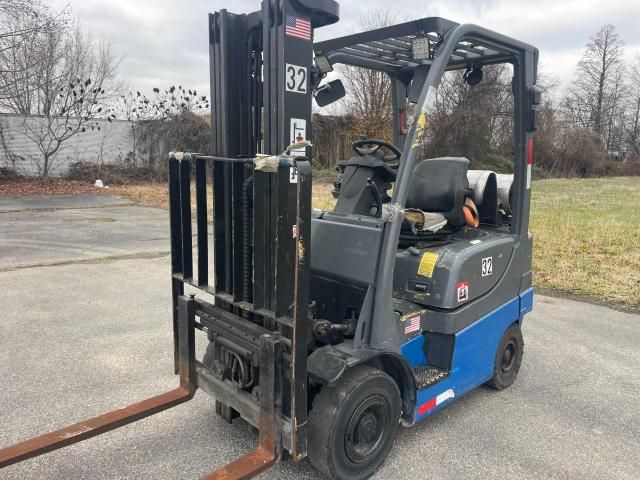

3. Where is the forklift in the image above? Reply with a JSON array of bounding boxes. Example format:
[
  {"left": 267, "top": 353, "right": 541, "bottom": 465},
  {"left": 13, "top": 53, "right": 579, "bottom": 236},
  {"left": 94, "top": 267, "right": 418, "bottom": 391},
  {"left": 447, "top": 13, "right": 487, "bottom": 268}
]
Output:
[{"left": 0, "top": 1, "right": 540, "bottom": 479}]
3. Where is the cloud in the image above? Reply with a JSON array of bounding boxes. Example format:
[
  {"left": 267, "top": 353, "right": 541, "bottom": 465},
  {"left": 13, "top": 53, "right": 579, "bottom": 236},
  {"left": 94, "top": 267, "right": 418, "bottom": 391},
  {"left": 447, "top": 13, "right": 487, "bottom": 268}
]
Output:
[{"left": 46, "top": 0, "right": 640, "bottom": 95}]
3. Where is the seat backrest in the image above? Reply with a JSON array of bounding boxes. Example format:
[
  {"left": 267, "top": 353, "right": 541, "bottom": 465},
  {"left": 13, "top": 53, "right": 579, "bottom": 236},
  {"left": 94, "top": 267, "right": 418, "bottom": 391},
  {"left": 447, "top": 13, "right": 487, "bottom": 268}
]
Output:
[{"left": 406, "top": 157, "right": 470, "bottom": 227}]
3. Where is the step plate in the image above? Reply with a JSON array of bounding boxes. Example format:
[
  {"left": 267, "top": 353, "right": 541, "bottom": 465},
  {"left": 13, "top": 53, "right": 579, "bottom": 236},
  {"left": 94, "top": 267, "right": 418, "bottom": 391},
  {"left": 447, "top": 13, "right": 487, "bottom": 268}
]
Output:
[{"left": 412, "top": 366, "right": 450, "bottom": 390}]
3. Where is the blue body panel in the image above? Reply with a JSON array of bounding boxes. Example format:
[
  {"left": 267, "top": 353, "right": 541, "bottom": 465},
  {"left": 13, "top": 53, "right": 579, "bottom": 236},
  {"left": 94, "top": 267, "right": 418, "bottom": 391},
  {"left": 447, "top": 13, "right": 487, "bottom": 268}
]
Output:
[
  {"left": 400, "top": 334, "right": 427, "bottom": 368},
  {"left": 403, "top": 288, "right": 534, "bottom": 423}
]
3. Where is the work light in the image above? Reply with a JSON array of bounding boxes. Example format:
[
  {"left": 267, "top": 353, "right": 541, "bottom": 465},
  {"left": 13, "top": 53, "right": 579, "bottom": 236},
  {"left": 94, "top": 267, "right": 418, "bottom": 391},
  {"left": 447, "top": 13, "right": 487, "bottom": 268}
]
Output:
[
  {"left": 314, "top": 55, "right": 333, "bottom": 73},
  {"left": 411, "top": 35, "right": 430, "bottom": 60}
]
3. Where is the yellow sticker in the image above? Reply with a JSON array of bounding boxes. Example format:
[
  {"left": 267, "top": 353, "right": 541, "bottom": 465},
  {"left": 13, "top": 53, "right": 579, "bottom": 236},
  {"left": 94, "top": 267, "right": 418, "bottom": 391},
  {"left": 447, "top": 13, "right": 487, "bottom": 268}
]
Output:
[
  {"left": 412, "top": 111, "right": 428, "bottom": 147},
  {"left": 417, "top": 251, "right": 439, "bottom": 278}
]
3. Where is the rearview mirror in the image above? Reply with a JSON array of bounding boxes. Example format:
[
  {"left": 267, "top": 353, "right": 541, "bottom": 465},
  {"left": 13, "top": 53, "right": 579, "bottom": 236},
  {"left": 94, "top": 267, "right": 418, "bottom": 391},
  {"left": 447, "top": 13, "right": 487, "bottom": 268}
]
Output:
[{"left": 314, "top": 79, "right": 346, "bottom": 107}]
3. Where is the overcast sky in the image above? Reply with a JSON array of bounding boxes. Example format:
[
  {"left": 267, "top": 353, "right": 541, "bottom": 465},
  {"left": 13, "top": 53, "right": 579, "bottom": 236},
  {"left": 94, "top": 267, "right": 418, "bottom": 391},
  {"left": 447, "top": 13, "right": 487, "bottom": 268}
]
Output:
[{"left": 47, "top": 0, "right": 640, "bottom": 97}]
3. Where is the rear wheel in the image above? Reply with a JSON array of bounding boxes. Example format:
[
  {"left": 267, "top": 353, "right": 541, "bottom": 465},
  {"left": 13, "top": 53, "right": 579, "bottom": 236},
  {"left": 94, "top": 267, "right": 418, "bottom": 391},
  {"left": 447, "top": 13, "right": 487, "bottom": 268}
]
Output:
[
  {"left": 486, "top": 323, "right": 524, "bottom": 390},
  {"left": 308, "top": 366, "right": 401, "bottom": 480}
]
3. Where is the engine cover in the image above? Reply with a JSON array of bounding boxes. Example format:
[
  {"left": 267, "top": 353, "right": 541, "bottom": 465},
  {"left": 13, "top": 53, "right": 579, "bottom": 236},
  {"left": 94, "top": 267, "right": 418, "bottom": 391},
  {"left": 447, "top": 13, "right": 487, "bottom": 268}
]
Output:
[{"left": 393, "top": 228, "right": 515, "bottom": 309}]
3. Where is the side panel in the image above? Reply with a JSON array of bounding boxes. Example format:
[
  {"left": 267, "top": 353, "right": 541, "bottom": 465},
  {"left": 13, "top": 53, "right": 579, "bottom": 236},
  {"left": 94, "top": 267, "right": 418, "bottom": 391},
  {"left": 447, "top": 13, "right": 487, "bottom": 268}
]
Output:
[
  {"left": 310, "top": 214, "right": 385, "bottom": 287},
  {"left": 409, "top": 295, "right": 526, "bottom": 423}
]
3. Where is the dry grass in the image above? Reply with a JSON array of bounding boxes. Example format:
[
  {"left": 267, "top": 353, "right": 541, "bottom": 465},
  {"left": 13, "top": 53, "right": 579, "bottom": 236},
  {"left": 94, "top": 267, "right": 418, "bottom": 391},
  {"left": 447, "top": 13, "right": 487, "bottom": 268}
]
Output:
[
  {"left": 530, "top": 177, "right": 640, "bottom": 306},
  {"left": 109, "top": 182, "right": 215, "bottom": 218},
  {"left": 110, "top": 181, "right": 333, "bottom": 215},
  {"left": 0, "top": 178, "right": 106, "bottom": 196},
  {"left": 109, "top": 183, "right": 171, "bottom": 210},
  {"left": 312, "top": 182, "right": 337, "bottom": 211}
]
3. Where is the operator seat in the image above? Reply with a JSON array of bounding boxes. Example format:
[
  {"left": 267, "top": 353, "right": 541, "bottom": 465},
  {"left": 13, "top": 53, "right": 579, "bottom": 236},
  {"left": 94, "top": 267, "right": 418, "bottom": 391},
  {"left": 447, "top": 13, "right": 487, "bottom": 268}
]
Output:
[{"left": 405, "top": 157, "right": 470, "bottom": 228}]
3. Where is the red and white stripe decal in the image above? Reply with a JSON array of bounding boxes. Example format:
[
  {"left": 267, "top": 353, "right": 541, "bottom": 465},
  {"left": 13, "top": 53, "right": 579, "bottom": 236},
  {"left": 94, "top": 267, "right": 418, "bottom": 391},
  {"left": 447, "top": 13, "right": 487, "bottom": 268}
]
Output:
[
  {"left": 526, "top": 138, "right": 533, "bottom": 189},
  {"left": 418, "top": 388, "right": 455, "bottom": 416}
]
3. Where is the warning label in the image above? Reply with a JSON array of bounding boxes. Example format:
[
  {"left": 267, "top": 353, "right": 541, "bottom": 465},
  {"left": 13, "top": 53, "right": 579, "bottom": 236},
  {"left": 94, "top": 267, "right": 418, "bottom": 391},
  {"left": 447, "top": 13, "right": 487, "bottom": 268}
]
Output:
[
  {"left": 289, "top": 118, "right": 307, "bottom": 155},
  {"left": 289, "top": 166, "right": 298, "bottom": 184},
  {"left": 417, "top": 251, "right": 439, "bottom": 278},
  {"left": 457, "top": 281, "right": 469, "bottom": 303}
]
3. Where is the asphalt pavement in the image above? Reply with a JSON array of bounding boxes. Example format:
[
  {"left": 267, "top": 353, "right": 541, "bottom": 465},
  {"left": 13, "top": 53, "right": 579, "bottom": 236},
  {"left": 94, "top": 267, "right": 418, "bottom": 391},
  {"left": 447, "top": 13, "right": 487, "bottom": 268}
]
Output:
[{"left": 0, "top": 194, "right": 638, "bottom": 480}]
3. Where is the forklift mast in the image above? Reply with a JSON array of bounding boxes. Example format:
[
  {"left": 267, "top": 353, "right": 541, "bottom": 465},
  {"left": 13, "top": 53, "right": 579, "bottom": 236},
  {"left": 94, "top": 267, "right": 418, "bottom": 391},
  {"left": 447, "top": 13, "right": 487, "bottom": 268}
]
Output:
[{"left": 195, "top": 0, "right": 339, "bottom": 462}]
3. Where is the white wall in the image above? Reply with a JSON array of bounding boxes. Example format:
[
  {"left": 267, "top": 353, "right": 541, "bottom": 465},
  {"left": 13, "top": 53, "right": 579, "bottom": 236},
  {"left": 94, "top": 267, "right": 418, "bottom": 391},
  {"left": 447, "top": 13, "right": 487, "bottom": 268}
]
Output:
[{"left": 0, "top": 114, "right": 138, "bottom": 176}]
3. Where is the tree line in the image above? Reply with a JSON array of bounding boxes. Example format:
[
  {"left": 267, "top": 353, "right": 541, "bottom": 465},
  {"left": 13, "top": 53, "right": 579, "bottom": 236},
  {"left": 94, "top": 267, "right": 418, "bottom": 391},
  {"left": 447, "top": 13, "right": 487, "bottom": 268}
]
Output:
[
  {"left": 539, "top": 24, "right": 640, "bottom": 176},
  {"left": 332, "top": 18, "right": 640, "bottom": 177},
  {"left": 1, "top": 2, "right": 638, "bottom": 179}
]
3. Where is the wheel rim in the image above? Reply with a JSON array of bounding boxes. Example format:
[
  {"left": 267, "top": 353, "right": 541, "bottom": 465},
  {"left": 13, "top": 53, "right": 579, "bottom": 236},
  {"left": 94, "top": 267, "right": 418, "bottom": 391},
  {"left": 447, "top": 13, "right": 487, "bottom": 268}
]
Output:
[
  {"left": 344, "top": 395, "right": 390, "bottom": 464},
  {"left": 501, "top": 339, "right": 517, "bottom": 372}
]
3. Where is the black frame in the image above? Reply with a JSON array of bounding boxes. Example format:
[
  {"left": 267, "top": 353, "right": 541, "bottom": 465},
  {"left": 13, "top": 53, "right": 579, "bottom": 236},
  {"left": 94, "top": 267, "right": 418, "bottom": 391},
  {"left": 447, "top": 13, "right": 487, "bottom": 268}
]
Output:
[
  {"left": 201, "top": 0, "right": 333, "bottom": 460},
  {"left": 168, "top": 152, "right": 313, "bottom": 460}
]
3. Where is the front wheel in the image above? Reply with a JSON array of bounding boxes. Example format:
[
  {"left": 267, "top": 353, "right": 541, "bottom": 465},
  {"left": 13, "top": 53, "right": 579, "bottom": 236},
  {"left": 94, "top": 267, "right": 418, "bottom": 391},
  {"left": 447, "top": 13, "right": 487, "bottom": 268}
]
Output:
[
  {"left": 308, "top": 365, "right": 401, "bottom": 480},
  {"left": 486, "top": 323, "right": 524, "bottom": 390}
]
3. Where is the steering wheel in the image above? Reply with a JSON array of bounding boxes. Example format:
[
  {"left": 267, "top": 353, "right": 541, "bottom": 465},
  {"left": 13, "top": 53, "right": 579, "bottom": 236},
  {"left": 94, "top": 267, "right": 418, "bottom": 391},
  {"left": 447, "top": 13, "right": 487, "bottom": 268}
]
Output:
[{"left": 352, "top": 139, "right": 402, "bottom": 163}]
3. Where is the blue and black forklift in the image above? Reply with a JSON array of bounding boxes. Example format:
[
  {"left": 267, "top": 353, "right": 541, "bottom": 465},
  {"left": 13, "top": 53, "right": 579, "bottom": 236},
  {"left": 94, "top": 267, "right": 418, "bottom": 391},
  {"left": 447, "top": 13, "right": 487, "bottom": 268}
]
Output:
[{"left": 0, "top": 1, "right": 539, "bottom": 479}]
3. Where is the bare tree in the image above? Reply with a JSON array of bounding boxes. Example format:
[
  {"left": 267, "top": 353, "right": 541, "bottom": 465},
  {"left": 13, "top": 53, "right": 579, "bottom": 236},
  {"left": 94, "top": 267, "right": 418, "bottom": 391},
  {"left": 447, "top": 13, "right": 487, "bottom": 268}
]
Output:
[
  {"left": 0, "top": 7, "right": 119, "bottom": 176},
  {"left": 115, "top": 85, "right": 209, "bottom": 122},
  {"left": 625, "top": 55, "right": 640, "bottom": 156},
  {"left": 563, "top": 24, "right": 625, "bottom": 144},
  {"left": 604, "top": 68, "right": 627, "bottom": 156},
  {"left": 0, "top": 0, "right": 56, "bottom": 36},
  {"left": 0, "top": 1, "right": 70, "bottom": 103},
  {"left": 337, "top": 8, "right": 397, "bottom": 139},
  {"left": 113, "top": 85, "right": 210, "bottom": 167},
  {"left": 423, "top": 65, "right": 514, "bottom": 167}
]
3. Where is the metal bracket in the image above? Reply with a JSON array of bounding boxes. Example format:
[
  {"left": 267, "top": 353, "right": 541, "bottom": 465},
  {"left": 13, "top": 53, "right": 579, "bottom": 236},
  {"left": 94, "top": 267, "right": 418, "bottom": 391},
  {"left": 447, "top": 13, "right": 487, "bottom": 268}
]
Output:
[{"left": 202, "top": 333, "right": 283, "bottom": 480}]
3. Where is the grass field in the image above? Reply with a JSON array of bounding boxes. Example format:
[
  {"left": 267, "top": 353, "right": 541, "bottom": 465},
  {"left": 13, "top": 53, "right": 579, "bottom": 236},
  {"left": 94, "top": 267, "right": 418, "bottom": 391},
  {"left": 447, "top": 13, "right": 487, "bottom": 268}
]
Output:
[
  {"left": 10, "top": 176, "right": 636, "bottom": 307},
  {"left": 530, "top": 177, "right": 640, "bottom": 307}
]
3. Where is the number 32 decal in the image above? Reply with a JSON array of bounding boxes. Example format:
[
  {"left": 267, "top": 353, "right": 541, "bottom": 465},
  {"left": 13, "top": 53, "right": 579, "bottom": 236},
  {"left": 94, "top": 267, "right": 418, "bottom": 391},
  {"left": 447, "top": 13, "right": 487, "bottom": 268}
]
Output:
[
  {"left": 285, "top": 63, "right": 307, "bottom": 94},
  {"left": 482, "top": 257, "right": 493, "bottom": 277}
]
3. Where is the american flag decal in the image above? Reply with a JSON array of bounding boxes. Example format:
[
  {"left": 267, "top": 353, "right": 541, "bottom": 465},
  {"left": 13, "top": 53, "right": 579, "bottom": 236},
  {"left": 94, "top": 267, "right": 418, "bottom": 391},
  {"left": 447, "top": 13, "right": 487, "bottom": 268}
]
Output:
[
  {"left": 286, "top": 15, "right": 311, "bottom": 41},
  {"left": 404, "top": 315, "right": 421, "bottom": 334}
]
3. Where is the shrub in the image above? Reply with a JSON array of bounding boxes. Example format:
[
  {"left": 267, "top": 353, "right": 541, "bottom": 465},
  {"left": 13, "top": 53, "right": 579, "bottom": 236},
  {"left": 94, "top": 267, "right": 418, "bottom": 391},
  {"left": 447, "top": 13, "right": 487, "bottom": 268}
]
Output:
[
  {"left": 471, "top": 153, "right": 513, "bottom": 173},
  {"left": 136, "top": 111, "right": 210, "bottom": 169},
  {"left": 0, "top": 167, "right": 21, "bottom": 181}
]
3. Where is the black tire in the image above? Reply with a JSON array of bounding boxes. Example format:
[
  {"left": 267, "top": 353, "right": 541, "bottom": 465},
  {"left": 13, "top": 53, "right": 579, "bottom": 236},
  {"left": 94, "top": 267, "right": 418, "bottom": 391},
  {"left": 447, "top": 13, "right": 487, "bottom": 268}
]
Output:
[
  {"left": 486, "top": 323, "right": 524, "bottom": 390},
  {"left": 308, "top": 366, "right": 401, "bottom": 480}
]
